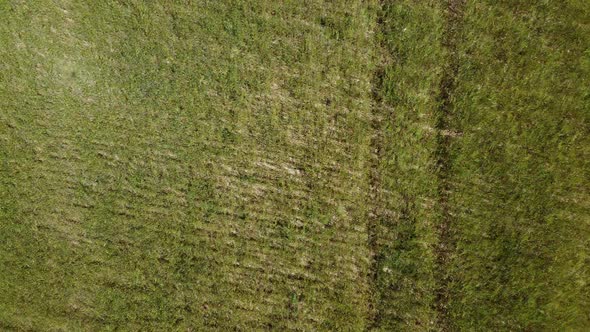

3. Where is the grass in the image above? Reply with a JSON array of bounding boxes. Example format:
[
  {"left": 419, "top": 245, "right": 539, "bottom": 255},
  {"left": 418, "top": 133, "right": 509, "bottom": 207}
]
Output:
[
  {"left": 368, "top": 1, "right": 444, "bottom": 329},
  {"left": 372, "top": 0, "right": 590, "bottom": 330},
  {"left": 1, "top": 0, "right": 589, "bottom": 331},
  {"left": 0, "top": 1, "right": 376, "bottom": 330},
  {"left": 447, "top": 1, "right": 590, "bottom": 329}
]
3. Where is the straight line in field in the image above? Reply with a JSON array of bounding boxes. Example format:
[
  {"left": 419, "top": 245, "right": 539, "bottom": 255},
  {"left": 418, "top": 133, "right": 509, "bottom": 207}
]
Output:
[{"left": 433, "top": 0, "right": 466, "bottom": 330}]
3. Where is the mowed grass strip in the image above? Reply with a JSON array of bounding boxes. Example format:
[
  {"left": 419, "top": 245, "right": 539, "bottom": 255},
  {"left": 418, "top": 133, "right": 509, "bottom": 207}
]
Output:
[{"left": 0, "top": 1, "right": 377, "bottom": 330}]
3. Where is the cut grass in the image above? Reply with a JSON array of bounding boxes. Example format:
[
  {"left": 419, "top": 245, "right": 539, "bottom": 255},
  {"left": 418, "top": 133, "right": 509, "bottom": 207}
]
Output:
[
  {"left": 1, "top": 0, "right": 589, "bottom": 331},
  {"left": 1, "top": 1, "right": 377, "bottom": 330}
]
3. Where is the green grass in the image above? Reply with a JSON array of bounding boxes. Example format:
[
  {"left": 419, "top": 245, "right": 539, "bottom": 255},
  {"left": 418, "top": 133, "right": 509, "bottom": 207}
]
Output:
[
  {"left": 368, "top": 1, "right": 444, "bottom": 329},
  {"left": 0, "top": 1, "right": 377, "bottom": 330},
  {"left": 1, "top": 0, "right": 589, "bottom": 331},
  {"left": 447, "top": 1, "right": 590, "bottom": 329},
  {"left": 372, "top": 0, "right": 590, "bottom": 330}
]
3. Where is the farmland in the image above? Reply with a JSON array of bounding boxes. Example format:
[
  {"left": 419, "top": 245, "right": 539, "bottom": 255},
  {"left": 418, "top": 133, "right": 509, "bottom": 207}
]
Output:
[{"left": 1, "top": 0, "right": 589, "bottom": 330}]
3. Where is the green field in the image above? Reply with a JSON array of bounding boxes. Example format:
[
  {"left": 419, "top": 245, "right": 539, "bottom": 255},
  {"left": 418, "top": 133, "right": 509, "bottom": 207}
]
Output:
[{"left": 1, "top": 0, "right": 589, "bottom": 330}]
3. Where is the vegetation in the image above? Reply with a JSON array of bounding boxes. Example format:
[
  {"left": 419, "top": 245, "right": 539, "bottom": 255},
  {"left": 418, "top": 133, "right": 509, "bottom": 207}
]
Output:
[
  {"left": 1, "top": 0, "right": 588, "bottom": 331},
  {"left": 447, "top": 1, "right": 590, "bottom": 329},
  {"left": 368, "top": 0, "right": 444, "bottom": 329},
  {"left": 0, "top": 1, "right": 376, "bottom": 330}
]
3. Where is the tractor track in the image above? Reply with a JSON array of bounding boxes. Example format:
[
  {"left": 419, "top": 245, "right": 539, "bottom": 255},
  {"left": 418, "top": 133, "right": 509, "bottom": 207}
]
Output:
[
  {"left": 366, "top": 2, "right": 388, "bottom": 329},
  {"left": 433, "top": 0, "right": 466, "bottom": 330}
]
